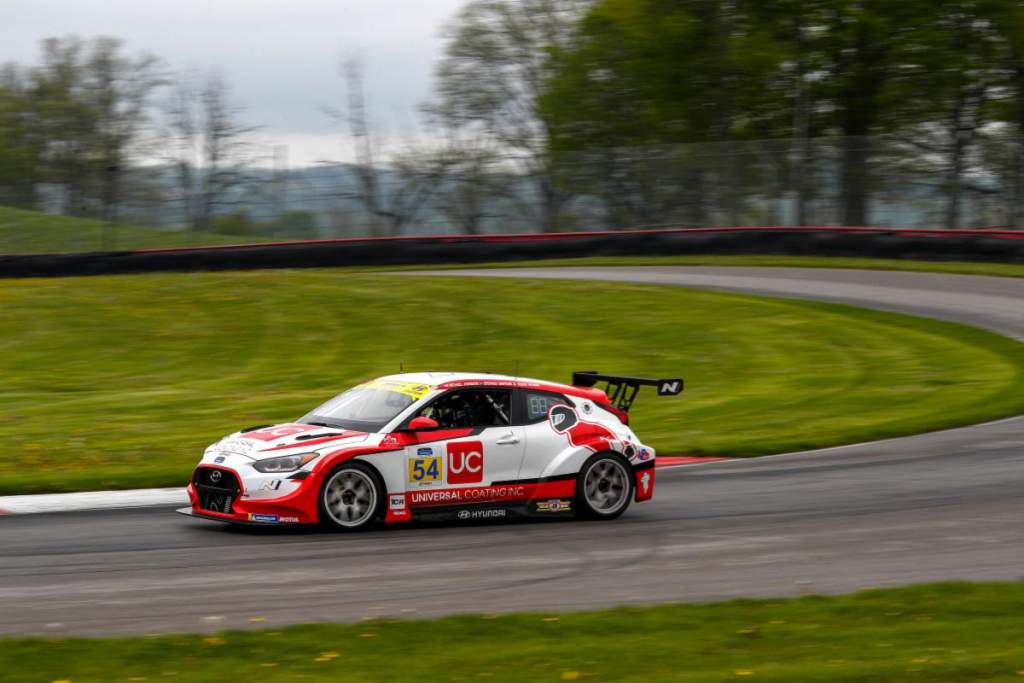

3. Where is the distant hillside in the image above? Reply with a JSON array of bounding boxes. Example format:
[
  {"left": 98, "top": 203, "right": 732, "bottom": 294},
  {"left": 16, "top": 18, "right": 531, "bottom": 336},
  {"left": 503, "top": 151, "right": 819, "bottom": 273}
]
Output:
[{"left": 0, "top": 206, "right": 243, "bottom": 254}]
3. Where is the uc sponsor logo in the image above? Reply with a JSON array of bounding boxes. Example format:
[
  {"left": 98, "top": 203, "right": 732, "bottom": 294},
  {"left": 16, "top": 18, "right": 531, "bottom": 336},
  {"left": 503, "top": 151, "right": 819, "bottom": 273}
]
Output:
[{"left": 447, "top": 441, "right": 484, "bottom": 484}]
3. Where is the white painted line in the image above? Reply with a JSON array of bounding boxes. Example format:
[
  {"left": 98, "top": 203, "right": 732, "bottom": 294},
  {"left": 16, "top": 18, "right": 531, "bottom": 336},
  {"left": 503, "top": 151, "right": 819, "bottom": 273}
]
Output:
[{"left": 0, "top": 487, "right": 187, "bottom": 515}]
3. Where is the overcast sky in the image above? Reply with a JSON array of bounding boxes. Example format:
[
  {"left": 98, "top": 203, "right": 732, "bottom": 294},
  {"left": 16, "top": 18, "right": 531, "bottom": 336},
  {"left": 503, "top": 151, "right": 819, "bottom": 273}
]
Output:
[{"left": 2, "top": 0, "right": 469, "bottom": 166}]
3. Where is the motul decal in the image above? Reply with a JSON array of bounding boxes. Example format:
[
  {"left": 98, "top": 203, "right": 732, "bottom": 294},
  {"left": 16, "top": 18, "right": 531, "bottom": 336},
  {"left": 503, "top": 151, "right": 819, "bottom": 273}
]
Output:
[
  {"left": 240, "top": 424, "right": 319, "bottom": 442},
  {"left": 447, "top": 441, "right": 484, "bottom": 484},
  {"left": 548, "top": 405, "right": 616, "bottom": 452}
]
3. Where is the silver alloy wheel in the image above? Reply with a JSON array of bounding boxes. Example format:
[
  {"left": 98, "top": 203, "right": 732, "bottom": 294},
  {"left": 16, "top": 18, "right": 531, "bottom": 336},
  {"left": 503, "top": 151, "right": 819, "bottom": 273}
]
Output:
[
  {"left": 583, "top": 458, "right": 630, "bottom": 514},
  {"left": 323, "top": 468, "right": 377, "bottom": 528}
]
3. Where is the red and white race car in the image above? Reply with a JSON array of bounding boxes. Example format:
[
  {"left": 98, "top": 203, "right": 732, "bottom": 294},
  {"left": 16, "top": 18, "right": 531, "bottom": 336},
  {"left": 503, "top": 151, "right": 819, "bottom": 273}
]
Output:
[{"left": 179, "top": 371, "right": 682, "bottom": 530}]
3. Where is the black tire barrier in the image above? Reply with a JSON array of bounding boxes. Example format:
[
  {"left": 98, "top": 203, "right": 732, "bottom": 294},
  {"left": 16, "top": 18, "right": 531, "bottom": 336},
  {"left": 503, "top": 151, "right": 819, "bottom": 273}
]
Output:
[{"left": 1, "top": 228, "right": 1021, "bottom": 278}]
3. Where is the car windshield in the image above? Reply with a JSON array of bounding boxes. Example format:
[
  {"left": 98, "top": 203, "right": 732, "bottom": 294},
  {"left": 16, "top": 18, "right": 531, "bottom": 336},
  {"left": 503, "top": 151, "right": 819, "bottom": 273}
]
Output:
[{"left": 299, "top": 381, "right": 431, "bottom": 432}]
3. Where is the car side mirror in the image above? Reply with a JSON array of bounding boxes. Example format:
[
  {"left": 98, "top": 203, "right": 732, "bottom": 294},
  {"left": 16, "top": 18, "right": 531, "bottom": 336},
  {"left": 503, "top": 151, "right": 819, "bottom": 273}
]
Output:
[{"left": 408, "top": 416, "right": 439, "bottom": 431}]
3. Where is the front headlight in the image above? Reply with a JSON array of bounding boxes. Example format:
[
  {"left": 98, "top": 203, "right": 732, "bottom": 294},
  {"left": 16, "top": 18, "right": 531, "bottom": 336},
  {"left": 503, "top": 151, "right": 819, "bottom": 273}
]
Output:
[{"left": 252, "top": 452, "right": 319, "bottom": 473}]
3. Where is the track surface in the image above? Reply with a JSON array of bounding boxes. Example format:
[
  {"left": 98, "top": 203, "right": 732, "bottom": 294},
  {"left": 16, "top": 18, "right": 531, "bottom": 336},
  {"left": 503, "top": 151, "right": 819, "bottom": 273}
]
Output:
[{"left": 2, "top": 267, "right": 1022, "bottom": 636}]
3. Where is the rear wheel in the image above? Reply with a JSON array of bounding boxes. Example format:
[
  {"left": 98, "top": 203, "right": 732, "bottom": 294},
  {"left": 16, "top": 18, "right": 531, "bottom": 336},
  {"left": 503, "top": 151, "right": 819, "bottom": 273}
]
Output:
[
  {"left": 576, "top": 452, "right": 633, "bottom": 520},
  {"left": 318, "top": 462, "right": 383, "bottom": 531}
]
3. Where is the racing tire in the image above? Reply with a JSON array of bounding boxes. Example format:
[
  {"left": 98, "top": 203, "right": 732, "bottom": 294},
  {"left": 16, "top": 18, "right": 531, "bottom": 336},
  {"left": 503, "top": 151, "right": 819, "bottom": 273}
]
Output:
[
  {"left": 575, "top": 452, "right": 634, "bottom": 520},
  {"left": 318, "top": 462, "right": 385, "bottom": 531}
]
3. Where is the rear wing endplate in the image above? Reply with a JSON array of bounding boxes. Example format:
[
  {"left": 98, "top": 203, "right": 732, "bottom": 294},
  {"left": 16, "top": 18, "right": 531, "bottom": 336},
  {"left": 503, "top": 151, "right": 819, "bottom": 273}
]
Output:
[{"left": 572, "top": 371, "right": 683, "bottom": 413}]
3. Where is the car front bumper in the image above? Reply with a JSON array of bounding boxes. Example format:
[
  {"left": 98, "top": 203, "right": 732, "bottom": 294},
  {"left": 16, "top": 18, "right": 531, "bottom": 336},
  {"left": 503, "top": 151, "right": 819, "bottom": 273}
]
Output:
[{"left": 186, "top": 465, "right": 322, "bottom": 525}]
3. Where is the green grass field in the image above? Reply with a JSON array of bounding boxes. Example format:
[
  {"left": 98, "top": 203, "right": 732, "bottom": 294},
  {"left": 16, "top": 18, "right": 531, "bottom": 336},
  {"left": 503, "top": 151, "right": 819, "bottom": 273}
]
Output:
[
  {"left": 2, "top": 270, "right": 1024, "bottom": 494},
  {"left": 0, "top": 206, "right": 240, "bottom": 253},
  {"left": 1, "top": 581, "right": 1022, "bottom": 682}
]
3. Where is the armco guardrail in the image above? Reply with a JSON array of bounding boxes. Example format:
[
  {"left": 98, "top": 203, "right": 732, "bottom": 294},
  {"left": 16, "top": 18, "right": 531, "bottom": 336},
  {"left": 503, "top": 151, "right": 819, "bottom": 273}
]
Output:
[{"left": 1, "top": 226, "right": 1022, "bottom": 278}]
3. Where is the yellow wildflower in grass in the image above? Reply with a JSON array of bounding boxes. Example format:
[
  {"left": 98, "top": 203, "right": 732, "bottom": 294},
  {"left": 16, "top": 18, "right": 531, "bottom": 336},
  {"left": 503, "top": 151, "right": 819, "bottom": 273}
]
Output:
[
  {"left": 561, "top": 672, "right": 580, "bottom": 681},
  {"left": 734, "top": 670, "right": 754, "bottom": 677},
  {"left": 203, "top": 637, "right": 225, "bottom": 646},
  {"left": 359, "top": 633, "right": 377, "bottom": 638},
  {"left": 542, "top": 617, "right": 560, "bottom": 622}
]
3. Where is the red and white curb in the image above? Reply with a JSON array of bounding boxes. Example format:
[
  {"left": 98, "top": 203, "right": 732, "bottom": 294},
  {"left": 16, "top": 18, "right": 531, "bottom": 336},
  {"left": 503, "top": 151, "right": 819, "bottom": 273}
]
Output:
[
  {"left": 0, "top": 487, "right": 187, "bottom": 515},
  {"left": 656, "top": 456, "right": 731, "bottom": 468}
]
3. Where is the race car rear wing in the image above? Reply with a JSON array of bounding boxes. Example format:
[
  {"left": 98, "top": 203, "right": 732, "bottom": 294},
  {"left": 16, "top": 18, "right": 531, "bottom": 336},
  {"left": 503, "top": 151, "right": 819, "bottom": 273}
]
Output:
[{"left": 572, "top": 371, "right": 684, "bottom": 413}]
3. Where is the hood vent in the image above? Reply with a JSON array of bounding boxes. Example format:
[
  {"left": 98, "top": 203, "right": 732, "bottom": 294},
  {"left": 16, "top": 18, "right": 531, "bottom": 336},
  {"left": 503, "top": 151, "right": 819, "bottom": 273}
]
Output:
[{"left": 294, "top": 432, "right": 339, "bottom": 441}]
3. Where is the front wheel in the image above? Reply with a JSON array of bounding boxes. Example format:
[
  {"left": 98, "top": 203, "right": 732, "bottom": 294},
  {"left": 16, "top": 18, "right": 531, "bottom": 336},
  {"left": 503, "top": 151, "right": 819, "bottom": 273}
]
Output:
[
  {"left": 318, "top": 462, "right": 383, "bottom": 531},
  {"left": 576, "top": 452, "right": 633, "bottom": 520}
]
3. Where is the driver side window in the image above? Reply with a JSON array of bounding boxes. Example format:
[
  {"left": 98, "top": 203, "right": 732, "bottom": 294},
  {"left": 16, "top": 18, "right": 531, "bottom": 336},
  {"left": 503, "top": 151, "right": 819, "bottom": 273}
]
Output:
[{"left": 418, "top": 389, "right": 511, "bottom": 429}]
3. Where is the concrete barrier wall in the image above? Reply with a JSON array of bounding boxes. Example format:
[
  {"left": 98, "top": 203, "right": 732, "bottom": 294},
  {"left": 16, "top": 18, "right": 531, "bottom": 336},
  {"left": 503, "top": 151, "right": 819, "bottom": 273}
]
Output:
[{"left": 2, "top": 227, "right": 1022, "bottom": 278}]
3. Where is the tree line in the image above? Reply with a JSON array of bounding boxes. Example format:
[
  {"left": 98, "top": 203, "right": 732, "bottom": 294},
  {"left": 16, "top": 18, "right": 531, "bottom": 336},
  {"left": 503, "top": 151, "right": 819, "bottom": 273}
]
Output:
[
  {"left": 537, "top": 0, "right": 1024, "bottom": 229},
  {"left": 432, "top": 0, "right": 1024, "bottom": 230},
  {"left": 4, "top": 2, "right": 1024, "bottom": 235},
  {"left": 0, "top": 37, "right": 258, "bottom": 232}
]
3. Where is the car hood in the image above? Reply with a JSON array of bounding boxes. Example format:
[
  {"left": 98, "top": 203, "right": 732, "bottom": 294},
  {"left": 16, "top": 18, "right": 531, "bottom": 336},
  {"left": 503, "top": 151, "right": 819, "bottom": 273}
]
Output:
[{"left": 211, "top": 423, "right": 370, "bottom": 460}]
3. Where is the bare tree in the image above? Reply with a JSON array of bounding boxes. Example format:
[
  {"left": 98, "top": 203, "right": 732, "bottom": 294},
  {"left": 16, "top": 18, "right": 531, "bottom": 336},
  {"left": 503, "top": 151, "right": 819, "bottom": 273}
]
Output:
[
  {"left": 338, "top": 59, "right": 447, "bottom": 236},
  {"left": 163, "top": 70, "right": 255, "bottom": 232},
  {"left": 28, "top": 37, "right": 97, "bottom": 216},
  {"left": 431, "top": 0, "right": 590, "bottom": 231},
  {"left": 426, "top": 111, "right": 507, "bottom": 234},
  {"left": 82, "top": 37, "right": 166, "bottom": 224}
]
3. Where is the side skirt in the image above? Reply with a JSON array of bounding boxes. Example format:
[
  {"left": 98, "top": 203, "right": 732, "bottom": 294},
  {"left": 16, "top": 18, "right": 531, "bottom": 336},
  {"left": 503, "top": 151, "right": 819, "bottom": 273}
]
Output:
[{"left": 412, "top": 498, "right": 577, "bottom": 523}]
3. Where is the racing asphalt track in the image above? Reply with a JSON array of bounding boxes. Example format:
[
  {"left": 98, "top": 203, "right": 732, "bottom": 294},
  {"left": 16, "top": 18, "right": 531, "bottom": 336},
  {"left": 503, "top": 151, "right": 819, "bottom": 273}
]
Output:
[{"left": 1, "top": 266, "right": 1022, "bottom": 637}]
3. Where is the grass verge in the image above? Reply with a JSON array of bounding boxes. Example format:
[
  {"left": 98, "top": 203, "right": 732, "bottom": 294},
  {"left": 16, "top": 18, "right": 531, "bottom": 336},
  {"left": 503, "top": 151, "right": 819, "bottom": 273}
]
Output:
[
  {"left": 0, "top": 206, "right": 239, "bottom": 254},
  {"left": 1, "top": 581, "right": 1022, "bottom": 682},
  {"left": 2, "top": 270, "right": 1024, "bottom": 494}
]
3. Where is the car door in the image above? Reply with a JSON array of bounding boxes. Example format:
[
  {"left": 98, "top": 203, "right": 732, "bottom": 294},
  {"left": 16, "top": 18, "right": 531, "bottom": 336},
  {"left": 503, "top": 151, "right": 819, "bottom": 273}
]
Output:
[
  {"left": 517, "top": 389, "right": 573, "bottom": 480},
  {"left": 404, "top": 388, "right": 525, "bottom": 496}
]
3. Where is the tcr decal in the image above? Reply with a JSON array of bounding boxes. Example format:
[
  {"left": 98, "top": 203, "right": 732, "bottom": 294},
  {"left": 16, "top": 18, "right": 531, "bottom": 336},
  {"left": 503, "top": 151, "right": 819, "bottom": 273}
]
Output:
[{"left": 447, "top": 441, "right": 484, "bottom": 484}]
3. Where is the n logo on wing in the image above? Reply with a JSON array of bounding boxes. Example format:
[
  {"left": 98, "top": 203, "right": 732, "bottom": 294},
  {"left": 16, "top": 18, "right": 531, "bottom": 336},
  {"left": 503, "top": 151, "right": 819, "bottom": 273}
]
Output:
[{"left": 657, "top": 379, "right": 683, "bottom": 396}]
